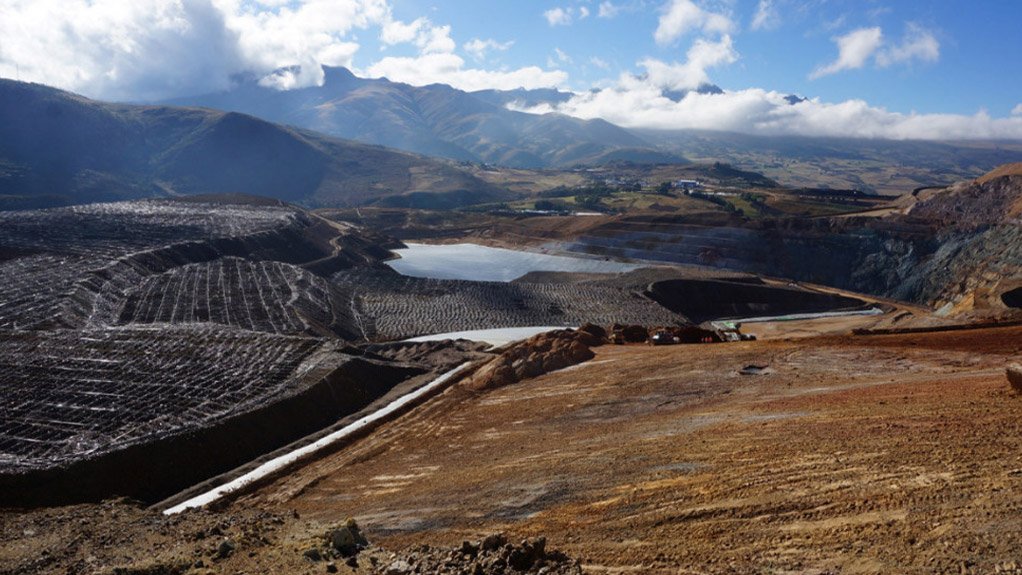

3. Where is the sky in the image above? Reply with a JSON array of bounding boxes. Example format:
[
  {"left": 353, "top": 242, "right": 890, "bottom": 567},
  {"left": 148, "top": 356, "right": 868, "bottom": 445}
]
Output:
[{"left": 1, "top": 0, "right": 1021, "bottom": 140}]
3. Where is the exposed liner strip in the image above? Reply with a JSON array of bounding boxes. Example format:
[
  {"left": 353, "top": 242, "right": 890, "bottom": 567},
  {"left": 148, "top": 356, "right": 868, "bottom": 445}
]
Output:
[{"left": 163, "top": 362, "right": 471, "bottom": 514}]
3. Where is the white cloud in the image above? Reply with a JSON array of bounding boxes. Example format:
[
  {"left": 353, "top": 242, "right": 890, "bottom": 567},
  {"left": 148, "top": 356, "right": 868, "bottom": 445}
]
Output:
[
  {"left": 0, "top": 0, "right": 249, "bottom": 101},
  {"left": 463, "top": 38, "right": 514, "bottom": 61},
  {"left": 590, "top": 56, "right": 611, "bottom": 70},
  {"left": 750, "top": 0, "right": 780, "bottom": 31},
  {"left": 640, "top": 35, "right": 737, "bottom": 91},
  {"left": 378, "top": 15, "right": 456, "bottom": 58},
  {"left": 579, "top": 6, "right": 590, "bottom": 19},
  {"left": 380, "top": 17, "right": 426, "bottom": 45},
  {"left": 0, "top": 0, "right": 404, "bottom": 99},
  {"left": 516, "top": 84, "right": 1022, "bottom": 140},
  {"left": 415, "top": 23, "right": 456, "bottom": 54},
  {"left": 654, "top": 0, "right": 733, "bottom": 46},
  {"left": 222, "top": 0, "right": 390, "bottom": 89},
  {"left": 1013, "top": 104, "right": 1022, "bottom": 117},
  {"left": 365, "top": 52, "right": 567, "bottom": 92},
  {"left": 544, "top": 7, "right": 572, "bottom": 26},
  {"left": 0, "top": 0, "right": 563, "bottom": 99},
  {"left": 554, "top": 48, "right": 573, "bottom": 64},
  {"left": 876, "top": 24, "right": 940, "bottom": 67},
  {"left": 598, "top": 1, "right": 620, "bottom": 18},
  {"left": 810, "top": 26, "right": 883, "bottom": 79},
  {"left": 812, "top": 24, "right": 940, "bottom": 80}
]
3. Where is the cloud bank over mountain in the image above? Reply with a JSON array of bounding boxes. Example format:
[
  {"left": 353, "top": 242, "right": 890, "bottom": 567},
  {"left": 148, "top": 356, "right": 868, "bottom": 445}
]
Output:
[{"left": 0, "top": 0, "right": 1019, "bottom": 140}]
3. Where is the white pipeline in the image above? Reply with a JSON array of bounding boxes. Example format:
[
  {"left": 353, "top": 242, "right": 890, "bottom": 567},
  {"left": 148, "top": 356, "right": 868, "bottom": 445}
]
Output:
[{"left": 163, "top": 362, "right": 471, "bottom": 515}]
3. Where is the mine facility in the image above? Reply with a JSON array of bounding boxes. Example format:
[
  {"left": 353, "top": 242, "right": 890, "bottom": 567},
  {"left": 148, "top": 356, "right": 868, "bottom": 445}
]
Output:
[{"left": 0, "top": 195, "right": 883, "bottom": 511}]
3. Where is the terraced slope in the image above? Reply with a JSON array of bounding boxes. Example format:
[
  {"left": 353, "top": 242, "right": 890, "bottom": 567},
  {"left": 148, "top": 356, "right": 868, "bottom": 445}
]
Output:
[
  {"left": 0, "top": 198, "right": 424, "bottom": 505},
  {"left": 0, "top": 199, "right": 371, "bottom": 334},
  {"left": 333, "top": 267, "right": 687, "bottom": 340},
  {"left": 0, "top": 325, "right": 321, "bottom": 473},
  {"left": 116, "top": 258, "right": 359, "bottom": 339}
]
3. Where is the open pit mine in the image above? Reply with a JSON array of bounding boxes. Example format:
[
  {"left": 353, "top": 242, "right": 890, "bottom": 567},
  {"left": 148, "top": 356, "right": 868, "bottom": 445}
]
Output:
[{"left": 4, "top": 165, "right": 1022, "bottom": 575}]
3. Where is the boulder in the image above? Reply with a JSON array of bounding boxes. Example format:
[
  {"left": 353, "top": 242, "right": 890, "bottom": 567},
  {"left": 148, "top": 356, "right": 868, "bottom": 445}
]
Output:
[
  {"left": 329, "top": 518, "right": 369, "bottom": 557},
  {"left": 1007, "top": 364, "right": 1022, "bottom": 394}
]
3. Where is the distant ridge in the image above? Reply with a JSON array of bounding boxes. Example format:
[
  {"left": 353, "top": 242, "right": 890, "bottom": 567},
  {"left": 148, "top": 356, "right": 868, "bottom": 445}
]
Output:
[
  {"left": 0, "top": 79, "right": 507, "bottom": 210},
  {"left": 977, "top": 162, "right": 1022, "bottom": 184},
  {"left": 164, "top": 66, "right": 685, "bottom": 169}
]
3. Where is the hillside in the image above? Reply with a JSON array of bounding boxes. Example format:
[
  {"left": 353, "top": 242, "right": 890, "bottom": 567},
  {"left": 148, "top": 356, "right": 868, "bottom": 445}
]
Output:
[
  {"left": 533, "top": 163, "right": 1022, "bottom": 318},
  {"left": 0, "top": 79, "right": 507, "bottom": 210},
  {"left": 164, "top": 66, "right": 683, "bottom": 169},
  {"left": 637, "top": 129, "right": 1022, "bottom": 195}
]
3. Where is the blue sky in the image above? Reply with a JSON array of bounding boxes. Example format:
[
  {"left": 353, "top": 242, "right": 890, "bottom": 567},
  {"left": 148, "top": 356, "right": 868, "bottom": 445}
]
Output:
[
  {"left": 1, "top": 0, "right": 1020, "bottom": 139},
  {"left": 380, "top": 0, "right": 1018, "bottom": 117}
]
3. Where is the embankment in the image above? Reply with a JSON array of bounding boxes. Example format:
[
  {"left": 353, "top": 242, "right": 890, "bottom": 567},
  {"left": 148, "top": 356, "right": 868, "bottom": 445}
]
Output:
[{"left": 0, "top": 350, "right": 422, "bottom": 507}]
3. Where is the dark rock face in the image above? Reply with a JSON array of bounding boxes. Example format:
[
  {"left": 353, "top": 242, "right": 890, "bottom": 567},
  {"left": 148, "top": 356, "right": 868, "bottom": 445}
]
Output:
[{"left": 1002, "top": 288, "right": 1022, "bottom": 308}]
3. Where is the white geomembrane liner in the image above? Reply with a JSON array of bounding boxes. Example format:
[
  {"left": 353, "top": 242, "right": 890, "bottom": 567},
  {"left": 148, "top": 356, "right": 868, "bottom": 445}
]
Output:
[{"left": 164, "top": 362, "right": 472, "bottom": 514}]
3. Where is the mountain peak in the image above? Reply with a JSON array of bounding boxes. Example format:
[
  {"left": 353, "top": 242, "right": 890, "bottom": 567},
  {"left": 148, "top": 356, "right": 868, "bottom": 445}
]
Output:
[
  {"left": 162, "top": 68, "right": 680, "bottom": 168},
  {"left": 322, "top": 66, "right": 358, "bottom": 86}
]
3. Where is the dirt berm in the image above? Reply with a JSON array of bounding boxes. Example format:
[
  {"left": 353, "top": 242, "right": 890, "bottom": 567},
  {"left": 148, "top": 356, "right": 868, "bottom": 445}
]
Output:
[{"left": 464, "top": 327, "right": 603, "bottom": 391}]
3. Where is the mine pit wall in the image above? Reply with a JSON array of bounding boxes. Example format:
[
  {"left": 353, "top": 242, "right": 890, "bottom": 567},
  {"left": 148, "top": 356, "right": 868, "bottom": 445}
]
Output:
[
  {"left": 0, "top": 354, "right": 423, "bottom": 508},
  {"left": 646, "top": 278, "right": 868, "bottom": 324},
  {"left": 564, "top": 215, "right": 966, "bottom": 306}
]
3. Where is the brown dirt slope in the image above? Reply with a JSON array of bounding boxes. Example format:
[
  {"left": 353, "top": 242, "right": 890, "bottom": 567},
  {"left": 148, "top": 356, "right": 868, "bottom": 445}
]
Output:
[
  {"left": 6, "top": 324, "right": 1022, "bottom": 574},
  {"left": 977, "top": 162, "right": 1022, "bottom": 184},
  {"left": 232, "top": 325, "right": 1022, "bottom": 574}
]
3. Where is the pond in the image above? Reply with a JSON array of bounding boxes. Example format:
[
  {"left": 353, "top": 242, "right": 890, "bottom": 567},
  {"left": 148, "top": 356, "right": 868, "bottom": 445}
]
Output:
[{"left": 385, "top": 242, "right": 641, "bottom": 282}]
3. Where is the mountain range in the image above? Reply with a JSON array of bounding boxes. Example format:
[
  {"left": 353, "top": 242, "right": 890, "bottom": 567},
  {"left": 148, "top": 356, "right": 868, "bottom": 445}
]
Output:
[
  {"left": 3, "top": 67, "right": 1022, "bottom": 212},
  {"left": 163, "top": 66, "right": 683, "bottom": 169},
  {"left": 0, "top": 79, "right": 505, "bottom": 210},
  {"left": 165, "top": 66, "right": 1022, "bottom": 193}
]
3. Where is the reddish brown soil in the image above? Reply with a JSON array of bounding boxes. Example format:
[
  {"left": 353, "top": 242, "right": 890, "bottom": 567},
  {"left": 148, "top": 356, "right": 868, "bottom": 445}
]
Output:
[{"left": 5, "top": 324, "right": 1022, "bottom": 574}]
